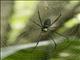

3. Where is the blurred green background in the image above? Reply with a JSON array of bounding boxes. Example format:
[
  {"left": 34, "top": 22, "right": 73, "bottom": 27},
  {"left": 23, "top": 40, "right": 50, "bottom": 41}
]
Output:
[{"left": 1, "top": 1, "right": 80, "bottom": 60}]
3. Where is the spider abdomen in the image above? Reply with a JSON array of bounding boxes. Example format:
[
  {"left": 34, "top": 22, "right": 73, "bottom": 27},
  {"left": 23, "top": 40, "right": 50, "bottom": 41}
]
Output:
[{"left": 44, "top": 19, "right": 51, "bottom": 28}]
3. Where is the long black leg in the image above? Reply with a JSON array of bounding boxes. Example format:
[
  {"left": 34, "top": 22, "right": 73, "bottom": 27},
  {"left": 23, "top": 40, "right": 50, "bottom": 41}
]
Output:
[
  {"left": 50, "top": 36, "right": 57, "bottom": 49},
  {"left": 31, "top": 31, "right": 42, "bottom": 52},
  {"left": 38, "top": 9, "right": 43, "bottom": 26},
  {"left": 54, "top": 32, "right": 69, "bottom": 40},
  {"left": 32, "top": 20, "right": 41, "bottom": 27},
  {"left": 50, "top": 11, "right": 61, "bottom": 26},
  {"left": 48, "top": 29, "right": 57, "bottom": 49},
  {"left": 54, "top": 32, "right": 71, "bottom": 47}
]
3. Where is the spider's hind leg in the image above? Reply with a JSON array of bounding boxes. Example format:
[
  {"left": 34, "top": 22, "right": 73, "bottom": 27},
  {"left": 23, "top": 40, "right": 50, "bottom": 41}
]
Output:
[
  {"left": 54, "top": 32, "right": 69, "bottom": 42},
  {"left": 54, "top": 32, "right": 71, "bottom": 48},
  {"left": 50, "top": 36, "right": 57, "bottom": 49},
  {"left": 48, "top": 33, "right": 57, "bottom": 49},
  {"left": 31, "top": 31, "right": 42, "bottom": 53}
]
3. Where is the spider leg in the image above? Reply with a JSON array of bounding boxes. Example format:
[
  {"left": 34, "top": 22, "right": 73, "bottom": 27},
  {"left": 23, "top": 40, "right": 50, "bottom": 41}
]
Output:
[
  {"left": 50, "top": 11, "right": 61, "bottom": 26},
  {"left": 54, "top": 32, "right": 71, "bottom": 48},
  {"left": 31, "top": 31, "right": 42, "bottom": 53},
  {"left": 50, "top": 35, "right": 57, "bottom": 49},
  {"left": 48, "top": 29, "right": 57, "bottom": 49},
  {"left": 54, "top": 32, "right": 69, "bottom": 40},
  {"left": 38, "top": 9, "right": 43, "bottom": 26},
  {"left": 32, "top": 20, "right": 41, "bottom": 27}
]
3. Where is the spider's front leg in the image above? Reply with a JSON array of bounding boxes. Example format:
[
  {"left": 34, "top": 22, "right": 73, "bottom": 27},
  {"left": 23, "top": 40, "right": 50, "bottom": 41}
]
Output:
[
  {"left": 50, "top": 11, "right": 61, "bottom": 26},
  {"left": 32, "top": 20, "right": 41, "bottom": 27}
]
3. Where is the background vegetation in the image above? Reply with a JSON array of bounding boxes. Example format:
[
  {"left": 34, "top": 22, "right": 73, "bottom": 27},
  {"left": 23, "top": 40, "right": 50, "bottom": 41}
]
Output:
[{"left": 1, "top": 1, "right": 80, "bottom": 60}]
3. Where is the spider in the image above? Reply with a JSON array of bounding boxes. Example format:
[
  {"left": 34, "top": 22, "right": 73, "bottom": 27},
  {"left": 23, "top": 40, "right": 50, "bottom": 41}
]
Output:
[{"left": 32, "top": 9, "right": 68, "bottom": 52}]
